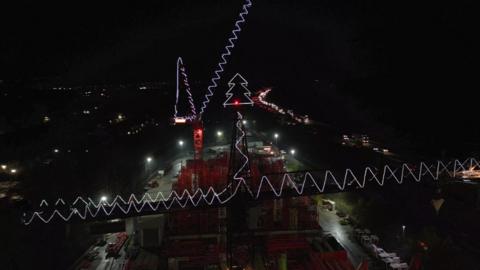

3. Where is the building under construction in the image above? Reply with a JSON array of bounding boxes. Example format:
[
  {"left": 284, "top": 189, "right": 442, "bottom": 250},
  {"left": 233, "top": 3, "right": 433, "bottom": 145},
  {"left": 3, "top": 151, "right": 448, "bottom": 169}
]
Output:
[{"left": 161, "top": 143, "right": 359, "bottom": 270}]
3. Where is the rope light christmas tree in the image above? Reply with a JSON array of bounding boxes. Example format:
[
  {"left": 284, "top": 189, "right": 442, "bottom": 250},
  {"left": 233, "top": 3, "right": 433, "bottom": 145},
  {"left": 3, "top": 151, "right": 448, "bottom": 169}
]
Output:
[{"left": 223, "top": 73, "right": 254, "bottom": 107}]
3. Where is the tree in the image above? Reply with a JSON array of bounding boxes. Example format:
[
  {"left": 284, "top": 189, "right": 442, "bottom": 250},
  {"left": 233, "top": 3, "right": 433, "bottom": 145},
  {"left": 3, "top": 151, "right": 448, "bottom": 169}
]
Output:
[{"left": 223, "top": 73, "right": 254, "bottom": 107}]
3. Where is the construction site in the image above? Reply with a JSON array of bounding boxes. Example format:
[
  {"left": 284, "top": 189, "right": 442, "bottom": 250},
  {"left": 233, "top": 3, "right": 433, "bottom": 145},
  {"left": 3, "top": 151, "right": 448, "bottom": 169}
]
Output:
[
  {"left": 127, "top": 9, "right": 381, "bottom": 269},
  {"left": 153, "top": 108, "right": 363, "bottom": 270}
]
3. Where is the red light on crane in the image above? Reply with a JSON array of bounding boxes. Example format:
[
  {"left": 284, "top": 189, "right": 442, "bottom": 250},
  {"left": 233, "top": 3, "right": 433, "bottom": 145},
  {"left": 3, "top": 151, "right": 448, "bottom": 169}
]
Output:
[{"left": 192, "top": 121, "right": 204, "bottom": 160}]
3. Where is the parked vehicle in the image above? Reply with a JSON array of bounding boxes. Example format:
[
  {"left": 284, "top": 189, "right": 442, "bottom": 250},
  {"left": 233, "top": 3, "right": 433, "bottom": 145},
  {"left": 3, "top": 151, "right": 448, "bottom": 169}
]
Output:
[
  {"left": 148, "top": 180, "right": 159, "bottom": 188},
  {"left": 321, "top": 199, "right": 335, "bottom": 211},
  {"left": 106, "top": 243, "right": 115, "bottom": 254},
  {"left": 336, "top": 210, "right": 347, "bottom": 218},
  {"left": 106, "top": 232, "right": 129, "bottom": 257},
  {"left": 339, "top": 218, "right": 350, "bottom": 225},
  {"left": 86, "top": 250, "right": 99, "bottom": 261}
]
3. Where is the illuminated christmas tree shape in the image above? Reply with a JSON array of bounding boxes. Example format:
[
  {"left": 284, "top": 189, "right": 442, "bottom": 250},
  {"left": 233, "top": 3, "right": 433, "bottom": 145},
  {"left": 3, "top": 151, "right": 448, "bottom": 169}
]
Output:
[{"left": 223, "top": 73, "right": 254, "bottom": 107}]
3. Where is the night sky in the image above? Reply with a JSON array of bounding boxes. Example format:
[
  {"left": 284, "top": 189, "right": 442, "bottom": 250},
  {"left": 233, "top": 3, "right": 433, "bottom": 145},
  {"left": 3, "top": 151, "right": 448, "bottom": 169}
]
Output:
[
  {"left": 1, "top": 0, "right": 478, "bottom": 150},
  {"left": 1, "top": 3, "right": 479, "bottom": 269}
]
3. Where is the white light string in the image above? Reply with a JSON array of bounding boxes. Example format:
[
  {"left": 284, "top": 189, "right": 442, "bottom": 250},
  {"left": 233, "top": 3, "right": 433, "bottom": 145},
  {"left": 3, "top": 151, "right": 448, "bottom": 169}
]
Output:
[
  {"left": 198, "top": 0, "right": 253, "bottom": 117},
  {"left": 24, "top": 158, "right": 479, "bottom": 225},
  {"left": 173, "top": 57, "right": 197, "bottom": 121},
  {"left": 254, "top": 88, "right": 309, "bottom": 124},
  {"left": 223, "top": 74, "right": 254, "bottom": 107},
  {"left": 231, "top": 112, "right": 254, "bottom": 195}
]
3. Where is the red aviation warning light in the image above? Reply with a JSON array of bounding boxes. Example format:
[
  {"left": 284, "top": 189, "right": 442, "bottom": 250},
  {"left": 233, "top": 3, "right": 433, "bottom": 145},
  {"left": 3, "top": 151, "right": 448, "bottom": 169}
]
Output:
[{"left": 192, "top": 121, "right": 204, "bottom": 160}]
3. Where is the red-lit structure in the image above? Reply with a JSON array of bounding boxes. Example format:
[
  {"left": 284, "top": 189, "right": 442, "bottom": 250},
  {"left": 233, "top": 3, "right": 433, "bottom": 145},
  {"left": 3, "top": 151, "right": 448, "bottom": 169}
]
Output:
[
  {"left": 173, "top": 56, "right": 205, "bottom": 163},
  {"left": 192, "top": 120, "right": 204, "bottom": 161},
  {"left": 167, "top": 66, "right": 359, "bottom": 268},
  {"left": 173, "top": 117, "right": 204, "bottom": 162}
]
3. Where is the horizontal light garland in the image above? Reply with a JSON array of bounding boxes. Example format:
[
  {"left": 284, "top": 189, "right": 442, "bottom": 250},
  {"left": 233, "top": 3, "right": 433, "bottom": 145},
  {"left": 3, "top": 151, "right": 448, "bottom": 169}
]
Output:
[{"left": 24, "top": 158, "right": 478, "bottom": 225}]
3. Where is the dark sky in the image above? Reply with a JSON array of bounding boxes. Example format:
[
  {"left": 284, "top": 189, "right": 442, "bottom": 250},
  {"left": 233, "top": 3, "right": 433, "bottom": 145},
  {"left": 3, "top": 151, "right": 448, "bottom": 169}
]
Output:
[
  {"left": 1, "top": 0, "right": 478, "bottom": 150},
  {"left": 1, "top": 1, "right": 474, "bottom": 83}
]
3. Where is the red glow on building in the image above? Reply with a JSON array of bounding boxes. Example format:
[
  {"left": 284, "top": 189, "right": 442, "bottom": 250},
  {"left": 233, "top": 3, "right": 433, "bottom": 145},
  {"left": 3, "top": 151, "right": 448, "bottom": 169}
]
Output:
[{"left": 192, "top": 121, "right": 204, "bottom": 160}]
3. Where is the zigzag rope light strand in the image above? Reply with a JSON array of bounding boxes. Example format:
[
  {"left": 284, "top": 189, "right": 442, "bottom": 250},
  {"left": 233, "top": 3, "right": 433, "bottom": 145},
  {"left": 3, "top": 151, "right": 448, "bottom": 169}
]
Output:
[
  {"left": 24, "top": 158, "right": 479, "bottom": 225},
  {"left": 198, "top": 0, "right": 253, "bottom": 116}
]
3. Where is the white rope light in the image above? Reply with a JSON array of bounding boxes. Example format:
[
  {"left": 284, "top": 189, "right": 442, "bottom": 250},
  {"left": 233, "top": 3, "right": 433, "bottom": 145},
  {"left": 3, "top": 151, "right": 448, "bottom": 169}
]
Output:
[
  {"left": 254, "top": 88, "right": 308, "bottom": 123},
  {"left": 173, "top": 57, "right": 197, "bottom": 121},
  {"left": 223, "top": 74, "right": 254, "bottom": 107},
  {"left": 55, "top": 198, "right": 65, "bottom": 206},
  {"left": 23, "top": 158, "right": 479, "bottom": 225},
  {"left": 231, "top": 112, "right": 254, "bottom": 195},
  {"left": 198, "top": 0, "right": 253, "bottom": 117}
]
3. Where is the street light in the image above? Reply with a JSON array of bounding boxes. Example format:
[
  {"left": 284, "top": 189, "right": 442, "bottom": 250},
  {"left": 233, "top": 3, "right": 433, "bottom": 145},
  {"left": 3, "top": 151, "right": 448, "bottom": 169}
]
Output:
[
  {"left": 1, "top": 164, "right": 6, "bottom": 170},
  {"left": 53, "top": 148, "right": 59, "bottom": 153},
  {"left": 242, "top": 120, "right": 247, "bottom": 125},
  {"left": 145, "top": 156, "right": 153, "bottom": 173},
  {"left": 274, "top": 133, "right": 279, "bottom": 144},
  {"left": 178, "top": 140, "right": 184, "bottom": 147},
  {"left": 216, "top": 131, "right": 223, "bottom": 137},
  {"left": 290, "top": 149, "right": 296, "bottom": 155},
  {"left": 10, "top": 169, "right": 17, "bottom": 174},
  {"left": 100, "top": 196, "right": 108, "bottom": 204}
]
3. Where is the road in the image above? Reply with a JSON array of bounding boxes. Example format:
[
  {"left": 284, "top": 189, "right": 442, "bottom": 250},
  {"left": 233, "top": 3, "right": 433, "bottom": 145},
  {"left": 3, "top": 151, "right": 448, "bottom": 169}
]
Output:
[
  {"left": 70, "top": 155, "right": 187, "bottom": 270},
  {"left": 316, "top": 207, "right": 372, "bottom": 268},
  {"left": 265, "top": 133, "right": 374, "bottom": 268},
  {"left": 143, "top": 144, "right": 231, "bottom": 201},
  {"left": 74, "top": 233, "right": 127, "bottom": 270},
  {"left": 144, "top": 156, "right": 191, "bottom": 201}
]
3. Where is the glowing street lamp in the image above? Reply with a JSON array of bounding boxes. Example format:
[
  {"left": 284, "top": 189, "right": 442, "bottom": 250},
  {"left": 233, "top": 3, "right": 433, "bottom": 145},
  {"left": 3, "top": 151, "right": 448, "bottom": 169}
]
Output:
[
  {"left": 145, "top": 156, "right": 154, "bottom": 173},
  {"left": 10, "top": 169, "right": 17, "bottom": 174},
  {"left": 274, "top": 133, "right": 279, "bottom": 144},
  {"left": 53, "top": 148, "right": 59, "bottom": 153},
  {"left": 1, "top": 164, "right": 6, "bottom": 170},
  {"left": 242, "top": 120, "right": 247, "bottom": 125},
  {"left": 216, "top": 131, "right": 223, "bottom": 137},
  {"left": 100, "top": 196, "right": 108, "bottom": 204},
  {"left": 290, "top": 149, "right": 296, "bottom": 155},
  {"left": 178, "top": 140, "right": 184, "bottom": 147}
]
